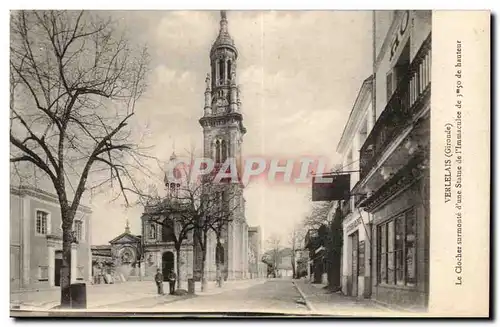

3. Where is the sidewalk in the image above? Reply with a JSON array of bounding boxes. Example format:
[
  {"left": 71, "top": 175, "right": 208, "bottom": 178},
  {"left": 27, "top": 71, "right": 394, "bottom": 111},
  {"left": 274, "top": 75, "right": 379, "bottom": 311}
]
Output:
[
  {"left": 293, "top": 280, "right": 397, "bottom": 317},
  {"left": 10, "top": 281, "right": 171, "bottom": 311}
]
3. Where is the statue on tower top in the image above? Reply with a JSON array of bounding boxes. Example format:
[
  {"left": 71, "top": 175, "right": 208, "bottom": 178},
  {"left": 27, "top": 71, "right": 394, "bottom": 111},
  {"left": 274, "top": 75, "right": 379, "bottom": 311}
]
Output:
[{"left": 219, "top": 10, "right": 228, "bottom": 33}]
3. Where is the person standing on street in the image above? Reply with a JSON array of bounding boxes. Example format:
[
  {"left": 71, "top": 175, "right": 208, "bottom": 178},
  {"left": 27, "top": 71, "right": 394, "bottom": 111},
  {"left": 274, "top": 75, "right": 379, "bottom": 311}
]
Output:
[
  {"left": 155, "top": 269, "right": 164, "bottom": 295},
  {"left": 169, "top": 270, "right": 177, "bottom": 295}
]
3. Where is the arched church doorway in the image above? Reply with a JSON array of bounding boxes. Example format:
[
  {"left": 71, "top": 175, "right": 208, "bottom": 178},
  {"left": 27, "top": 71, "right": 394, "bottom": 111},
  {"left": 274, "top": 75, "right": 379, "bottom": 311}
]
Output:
[{"left": 162, "top": 251, "right": 174, "bottom": 281}]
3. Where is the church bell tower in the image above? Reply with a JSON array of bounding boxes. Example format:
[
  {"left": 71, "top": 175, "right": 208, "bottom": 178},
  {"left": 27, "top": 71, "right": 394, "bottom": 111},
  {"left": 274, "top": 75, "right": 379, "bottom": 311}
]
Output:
[
  {"left": 199, "top": 10, "right": 246, "bottom": 168},
  {"left": 198, "top": 11, "right": 249, "bottom": 280}
]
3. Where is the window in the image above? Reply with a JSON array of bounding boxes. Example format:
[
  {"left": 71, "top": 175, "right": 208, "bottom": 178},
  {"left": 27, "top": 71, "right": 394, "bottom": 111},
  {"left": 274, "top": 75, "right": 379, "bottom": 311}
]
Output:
[
  {"left": 77, "top": 266, "right": 84, "bottom": 280},
  {"left": 221, "top": 140, "right": 227, "bottom": 163},
  {"left": 161, "top": 218, "right": 175, "bottom": 243},
  {"left": 38, "top": 266, "right": 48, "bottom": 281},
  {"left": 387, "top": 220, "right": 395, "bottom": 283},
  {"left": 219, "top": 59, "right": 224, "bottom": 82},
  {"left": 405, "top": 210, "right": 417, "bottom": 285},
  {"left": 377, "top": 208, "right": 417, "bottom": 286},
  {"left": 395, "top": 217, "right": 405, "bottom": 284},
  {"left": 73, "top": 220, "right": 84, "bottom": 241},
  {"left": 149, "top": 224, "right": 156, "bottom": 239},
  {"left": 215, "top": 140, "right": 221, "bottom": 163},
  {"left": 36, "top": 210, "right": 49, "bottom": 235}
]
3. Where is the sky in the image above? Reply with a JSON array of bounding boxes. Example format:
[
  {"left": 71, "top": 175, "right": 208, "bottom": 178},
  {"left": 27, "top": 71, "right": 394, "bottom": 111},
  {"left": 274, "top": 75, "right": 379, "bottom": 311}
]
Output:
[{"left": 78, "top": 10, "right": 373, "bottom": 247}]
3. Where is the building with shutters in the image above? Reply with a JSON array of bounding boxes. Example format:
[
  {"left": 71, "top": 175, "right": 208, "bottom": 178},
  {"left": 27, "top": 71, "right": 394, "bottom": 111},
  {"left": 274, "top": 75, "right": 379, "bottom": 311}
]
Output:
[
  {"left": 10, "top": 186, "right": 92, "bottom": 290},
  {"left": 353, "top": 10, "right": 431, "bottom": 310},
  {"left": 336, "top": 76, "right": 374, "bottom": 299}
]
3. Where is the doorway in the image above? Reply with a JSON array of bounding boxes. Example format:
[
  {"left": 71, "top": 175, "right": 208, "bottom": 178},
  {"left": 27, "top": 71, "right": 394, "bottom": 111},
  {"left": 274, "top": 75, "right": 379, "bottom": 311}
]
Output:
[
  {"left": 351, "top": 232, "right": 359, "bottom": 297},
  {"left": 162, "top": 251, "right": 174, "bottom": 281},
  {"left": 55, "top": 251, "right": 62, "bottom": 287}
]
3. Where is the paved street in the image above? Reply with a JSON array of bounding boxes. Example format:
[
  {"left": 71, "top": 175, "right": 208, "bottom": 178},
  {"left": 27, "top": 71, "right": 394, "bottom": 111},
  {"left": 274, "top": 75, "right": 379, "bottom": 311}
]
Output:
[
  {"left": 10, "top": 279, "right": 268, "bottom": 312},
  {"left": 151, "top": 279, "right": 310, "bottom": 315},
  {"left": 11, "top": 278, "right": 404, "bottom": 317}
]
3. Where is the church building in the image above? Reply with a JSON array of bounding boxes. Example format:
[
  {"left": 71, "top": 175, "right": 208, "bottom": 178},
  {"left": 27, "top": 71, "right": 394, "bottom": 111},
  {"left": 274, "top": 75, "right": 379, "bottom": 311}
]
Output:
[{"left": 92, "top": 11, "right": 256, "bottom": 286}]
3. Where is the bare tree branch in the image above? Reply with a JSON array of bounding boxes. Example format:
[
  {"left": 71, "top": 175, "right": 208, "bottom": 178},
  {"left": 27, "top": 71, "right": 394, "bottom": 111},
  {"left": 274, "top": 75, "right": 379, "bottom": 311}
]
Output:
[{"left": 10, "top": 10, "right": 150, "bottom": 307}]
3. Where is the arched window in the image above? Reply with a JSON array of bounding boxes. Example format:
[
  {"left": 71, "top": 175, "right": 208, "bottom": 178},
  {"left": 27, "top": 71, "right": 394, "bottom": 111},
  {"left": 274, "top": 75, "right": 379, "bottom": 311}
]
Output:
[
  {"left": 221, "top": 140, "right": 227, "bottom": 163},
  {"left": 212, "top": 65, "right": 216, "bottom": 87},
  {"left": 219, "top": 59, "right": 224, "bottom": 83},
  {"left": 215, "top": 140, "right": 221, "bottom": 163},
  {"left": 149, "top": 224, "right": 156, "bottom": 239},
  {"left": 228, "top": 60, "right": 232, "bottom": 80}
]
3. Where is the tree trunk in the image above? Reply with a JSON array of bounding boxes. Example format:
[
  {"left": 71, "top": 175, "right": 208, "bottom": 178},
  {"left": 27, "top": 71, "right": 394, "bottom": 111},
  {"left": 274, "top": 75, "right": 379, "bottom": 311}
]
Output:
[
  {"left": 60, "top": 224, "right": 73, "bottom": 308},
  {"left": 200, "top": 231, "right": 208, "bottom": 292},
  {"left": 175, "top": 246, "right": 181, "bottom": 290},
  {"left": 216, "top": 239, "right": 223, "bottom": 288}
]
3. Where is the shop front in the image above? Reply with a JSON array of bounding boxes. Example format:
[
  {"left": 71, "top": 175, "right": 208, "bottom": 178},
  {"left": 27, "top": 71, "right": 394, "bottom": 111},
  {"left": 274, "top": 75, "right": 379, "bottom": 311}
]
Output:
[
  {"left": 365, "top": 161, "right": 429, "bottom": 310},
  {"left": 342, "top": 207, "right": 372, "bottom": 299}
]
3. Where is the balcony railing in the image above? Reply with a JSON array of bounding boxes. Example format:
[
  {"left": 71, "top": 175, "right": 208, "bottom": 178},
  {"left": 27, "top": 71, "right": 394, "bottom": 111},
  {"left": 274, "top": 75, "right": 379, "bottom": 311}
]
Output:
[{"left": 360, "top": 33, "right": 431, "bottom": 179}]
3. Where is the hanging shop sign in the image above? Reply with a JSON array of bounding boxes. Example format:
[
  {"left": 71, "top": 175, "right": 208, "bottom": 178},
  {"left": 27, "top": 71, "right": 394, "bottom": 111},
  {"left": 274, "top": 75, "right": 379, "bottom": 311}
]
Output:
[{"left": 312, "top": 173, "right": 351, "bottom": 202}]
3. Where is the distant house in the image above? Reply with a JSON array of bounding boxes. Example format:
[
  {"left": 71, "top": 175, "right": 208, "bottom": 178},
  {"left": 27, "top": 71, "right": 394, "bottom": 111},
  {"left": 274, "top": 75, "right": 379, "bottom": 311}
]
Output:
[
  {"left": 276, "top": 248, "right": 293, "bottom": 278},
  {"left": 261, "top": 248, "right": 294, "bottom": 278}
]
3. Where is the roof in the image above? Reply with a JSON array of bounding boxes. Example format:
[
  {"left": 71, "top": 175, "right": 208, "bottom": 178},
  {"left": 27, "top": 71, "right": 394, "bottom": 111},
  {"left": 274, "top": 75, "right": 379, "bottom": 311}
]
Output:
[
  {"left": 91, "top": 245, "right": 112, "bottom": 257},
  {"left": 91, "top": 245, "right": 111, "bottom": 250},
  {"left": 10, "top": 185, "right": 92, "bottom": 214},
  {"left": 109, "top": 232, "right": 141, "bottom": 244},
  {"left": 279, "top": 248, "right": 293, "bottom": 257},
  {"left": 211, "top": 11, "right": 237, "bottom": 56},
  {"left": 336, "top": 75, "right": 374, "bottom": 155}
]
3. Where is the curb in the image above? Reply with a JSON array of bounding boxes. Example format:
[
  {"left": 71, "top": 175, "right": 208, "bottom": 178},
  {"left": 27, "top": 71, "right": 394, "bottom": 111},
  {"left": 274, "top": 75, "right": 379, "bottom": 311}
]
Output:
[{"left": 292, "top": 281, "right": 316, "bottom": 313}]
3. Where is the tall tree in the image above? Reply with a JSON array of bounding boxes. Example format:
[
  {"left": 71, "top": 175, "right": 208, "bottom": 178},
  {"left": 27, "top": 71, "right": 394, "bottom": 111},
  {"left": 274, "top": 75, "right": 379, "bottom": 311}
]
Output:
[
  {"left": 10, "top": 10, "right": 149, "bottom": 307},
  {"left": 288, "top": 223, "right": 306, "bottom": 279},
  {"left": 265, "top": 234, "right": 282, "bottom": 277},
  {"left": 303, "top": 201, "right": 334, "bottom": 230}
]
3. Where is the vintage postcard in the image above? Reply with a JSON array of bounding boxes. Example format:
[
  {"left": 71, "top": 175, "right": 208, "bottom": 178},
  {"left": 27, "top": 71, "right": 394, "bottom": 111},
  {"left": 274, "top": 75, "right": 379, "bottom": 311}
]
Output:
[{"left": 8, "top": 9, "right": 490, "bottom": 318}]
